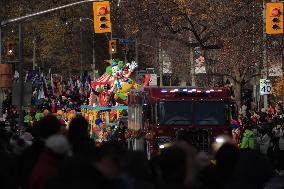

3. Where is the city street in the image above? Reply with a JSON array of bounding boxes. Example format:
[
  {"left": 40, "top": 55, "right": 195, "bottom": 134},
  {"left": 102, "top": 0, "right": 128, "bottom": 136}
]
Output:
[{"left": 0, "top": 0, "right": 284, "bottom": 189}]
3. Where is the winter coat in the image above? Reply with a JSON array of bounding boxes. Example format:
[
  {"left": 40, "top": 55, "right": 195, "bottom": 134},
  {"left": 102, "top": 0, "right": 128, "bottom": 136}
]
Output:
[
  {"left": 279, "top": 130, "right": 284, "bottom": 151},
  {"left": 279, "top": 137, "right": 284, "bottom": 151},
  {"left": 240, "top": 129, "right": 255, "bottom": 149},
  {"left": 257, "top": 134, "right": 271, "bottom": 154},
  {"left": 29, "top": 150, "right": 60, "bottom": 189}
]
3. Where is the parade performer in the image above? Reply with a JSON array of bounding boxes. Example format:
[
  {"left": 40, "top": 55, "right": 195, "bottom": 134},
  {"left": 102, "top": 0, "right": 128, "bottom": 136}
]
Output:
[
  {"left": 231, "top": 120, "right": 240, "bottom": 147},
  {"left": 93, "top": 117, "right": 104, "bottom": 142},
  {"left": 97, "top": 84, "right": 112, "bottom": 107}
]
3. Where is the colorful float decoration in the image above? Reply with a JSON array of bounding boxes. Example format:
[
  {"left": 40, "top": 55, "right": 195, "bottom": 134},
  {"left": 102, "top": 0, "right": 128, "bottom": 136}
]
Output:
[{"left": 81, "top": 59, "right": 151, "bottom": 143}]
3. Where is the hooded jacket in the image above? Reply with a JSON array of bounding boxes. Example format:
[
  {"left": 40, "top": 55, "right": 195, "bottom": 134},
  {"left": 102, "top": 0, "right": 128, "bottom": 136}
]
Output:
[{"left": 240, "top": 129, "right": 255, "bottom": 149}]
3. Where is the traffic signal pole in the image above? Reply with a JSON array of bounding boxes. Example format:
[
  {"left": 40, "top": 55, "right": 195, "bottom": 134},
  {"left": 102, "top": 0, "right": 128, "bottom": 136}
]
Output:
[
  {"left": 18, "top": 23, "right": 24, "bottom": 127},
  {"left": 0, "top": 27, "right": 2, "bottom": 65},
  {"left": 263, "top": 0, "right": 268, "bottom": 110}
]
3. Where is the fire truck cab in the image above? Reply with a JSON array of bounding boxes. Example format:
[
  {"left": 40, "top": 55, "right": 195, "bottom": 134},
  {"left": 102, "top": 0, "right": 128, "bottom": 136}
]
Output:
[{"left": 127, "top": 86, "right": 237, "bottom": 159}]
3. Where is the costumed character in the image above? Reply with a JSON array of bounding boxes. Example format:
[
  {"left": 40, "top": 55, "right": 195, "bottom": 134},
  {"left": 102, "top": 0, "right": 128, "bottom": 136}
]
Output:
[
  {"left": 93, "top": 117, "right": 104, "bottom": 142},
  {"left": 231, "top": 120, "right": 241, "bottom": 147},
  {"left": 90, "top": 69, "right": 113, "bottom": 107},
  {"left": 98, "top": 84, "right": 112, "bottom": 107},
  {"left": 109, "top": 110, "right": 118, "bottom": 123}
]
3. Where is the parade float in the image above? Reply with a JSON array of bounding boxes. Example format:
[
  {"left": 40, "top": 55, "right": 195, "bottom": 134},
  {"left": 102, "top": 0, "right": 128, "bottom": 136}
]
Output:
[{"left": 81, "top": 59, "right": 150, "bottom": 143}]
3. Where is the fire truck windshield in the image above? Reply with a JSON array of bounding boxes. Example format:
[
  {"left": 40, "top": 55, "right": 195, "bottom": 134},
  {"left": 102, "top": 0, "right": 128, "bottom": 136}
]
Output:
[
  {"left": 194, "top": 101, "right": 228, "bottom": 125},
  {"left": 158, "top": 101, "right": 229, "bottom": 126},
  {"left": 159, "top": 101, "right": 193, "bottom": 125}
]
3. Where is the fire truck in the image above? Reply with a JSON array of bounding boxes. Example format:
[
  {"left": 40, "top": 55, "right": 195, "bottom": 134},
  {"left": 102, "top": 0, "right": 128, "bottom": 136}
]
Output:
[{"left": 127, "top": 86, "right": 237, "bottom": 159}]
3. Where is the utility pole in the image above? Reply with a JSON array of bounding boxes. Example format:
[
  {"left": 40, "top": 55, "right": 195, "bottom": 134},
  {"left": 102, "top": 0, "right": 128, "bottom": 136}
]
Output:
[
  {"left": 32, "top": 34, "right": 36, "bottom": 70},
  {"left": 18, "top": 23, "right": 24, "bottom": 127},
  {"left": 92, "top": 32, "right": 95, "bottom": 68},
  {"left": 0, "top": 27, "right": 2, "bottom": 65},
  {"left": 80, "top": 26, "right": 83, "bottom": 75},
  {"left": 158, "top": 39, "right": 163, "bottom": 86},
  {"left": 135, "top": 39, "right": 138, "bottom": 80},
  {"left": 190, "top": 47, "right": 196, "bottom": 86},
  {"left": 263, "top": 0, "right": 268, "bottom": 110}
]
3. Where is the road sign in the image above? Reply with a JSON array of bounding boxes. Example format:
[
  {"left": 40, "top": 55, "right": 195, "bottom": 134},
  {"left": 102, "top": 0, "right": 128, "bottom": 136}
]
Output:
[
  {"left": 269, "top": 66, "right": 283, "bottom": 76},
  {"left": 260, "top": 79, "right": 272, "bottom": 95},
  {"left": 195, "top": 55, "right": 206, "bottom": 74},
  {"left": 119, "top": 39, "right": 135, "bottom": 44},
  {"left": 149, "top": 74, "right": 157, "bottom": 86}
]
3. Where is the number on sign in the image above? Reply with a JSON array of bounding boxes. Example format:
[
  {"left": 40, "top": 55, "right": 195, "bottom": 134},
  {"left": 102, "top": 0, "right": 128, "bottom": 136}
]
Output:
[
  {"left": 261, "top": 86, "right": 272, "bottom": 93},
  {"left": 267, "top": 86, "right": 272, "bottom": 93}
]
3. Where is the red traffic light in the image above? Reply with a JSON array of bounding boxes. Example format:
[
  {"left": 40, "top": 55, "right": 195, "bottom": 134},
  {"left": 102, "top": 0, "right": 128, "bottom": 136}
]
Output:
[
  {"left": 98, "top": 7, "right": 107, "bottom": 15},
  {"left": 272, "top": 8, "right": 281, "bottom": 17}
]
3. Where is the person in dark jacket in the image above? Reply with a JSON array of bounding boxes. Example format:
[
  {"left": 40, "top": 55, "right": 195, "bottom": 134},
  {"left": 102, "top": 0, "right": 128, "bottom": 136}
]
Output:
[{"left": 113, "top": 121, "right": 126, "bottom": 146}]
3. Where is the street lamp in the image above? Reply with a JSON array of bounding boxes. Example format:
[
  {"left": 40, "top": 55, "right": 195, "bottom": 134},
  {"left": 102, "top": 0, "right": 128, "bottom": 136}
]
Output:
[{"left": 80, "top": 17, "right": 96, "bottom": 75}]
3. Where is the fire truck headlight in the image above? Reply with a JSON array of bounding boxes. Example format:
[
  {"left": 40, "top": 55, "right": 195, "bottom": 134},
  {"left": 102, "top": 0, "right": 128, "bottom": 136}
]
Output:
[
  {"left": 212, "top": 135, "right": 233, "bottom": 153},
  {"left": 215, "top": 137, "right": 225, "bottom": 144},
  {"left": 158, "top": 143, "right": 171, "bottom": 149}
]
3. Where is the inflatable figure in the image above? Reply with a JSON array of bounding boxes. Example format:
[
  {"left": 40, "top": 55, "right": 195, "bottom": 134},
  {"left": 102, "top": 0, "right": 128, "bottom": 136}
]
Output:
[{"left": 108, "top": 60, "right": 139, "bottom": 105}]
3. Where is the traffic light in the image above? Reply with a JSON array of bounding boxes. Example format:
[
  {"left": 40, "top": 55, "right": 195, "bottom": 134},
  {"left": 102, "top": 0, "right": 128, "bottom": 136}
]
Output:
[
  {"left": 93, "top": 1, "right": 112, "bottom": 33},
  {"left": 266, "top": 2, "right": 284, "bottom": 34},
  {"left": 109, "top": 39, "right": 117, "bottom": 54},
  {"left": 5, "top": 40, "right": 15, "bottom": 57}
]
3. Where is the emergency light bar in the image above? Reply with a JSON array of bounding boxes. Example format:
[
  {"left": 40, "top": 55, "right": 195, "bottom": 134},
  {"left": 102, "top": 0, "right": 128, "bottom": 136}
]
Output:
[{"left": 159, "top": 88, "right": 224, "bottom": 94}]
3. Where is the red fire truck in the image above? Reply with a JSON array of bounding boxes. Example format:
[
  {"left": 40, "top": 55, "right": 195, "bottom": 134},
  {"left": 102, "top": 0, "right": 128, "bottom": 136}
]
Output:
[{"left": 127, "top": 86, "right": 237, "bottom": 159}]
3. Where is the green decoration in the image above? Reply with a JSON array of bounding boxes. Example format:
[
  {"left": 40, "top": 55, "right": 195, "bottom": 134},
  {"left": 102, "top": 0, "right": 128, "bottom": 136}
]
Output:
[
  {"left": 106, "top": 66, "right": 112, "bottom": 75},
  {"left": 118, "top": 61, "right": 124, "bottom": 68}
]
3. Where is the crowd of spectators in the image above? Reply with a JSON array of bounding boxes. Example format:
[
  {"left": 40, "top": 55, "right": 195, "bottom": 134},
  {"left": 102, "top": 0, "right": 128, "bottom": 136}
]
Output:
[{"left": 0, "top": 111, "right": 283, "bottom": 189}]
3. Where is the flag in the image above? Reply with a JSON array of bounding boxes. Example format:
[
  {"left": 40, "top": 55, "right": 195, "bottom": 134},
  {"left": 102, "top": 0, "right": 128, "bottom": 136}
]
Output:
[
  {"left": 37, "top": 87, "right": 45, "bottom": 99},
  {"left": 51, "top": 74, "right": 54, "bottom": 95}
]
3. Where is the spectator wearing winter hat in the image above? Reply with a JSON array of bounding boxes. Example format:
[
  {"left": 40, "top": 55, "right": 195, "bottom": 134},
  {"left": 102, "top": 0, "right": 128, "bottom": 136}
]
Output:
[
  {"left": 18, "top": 115, "right": 62, "bottom": 189},
  {"left": 29, "top": 134, "right": 71, "bottom": 189}
]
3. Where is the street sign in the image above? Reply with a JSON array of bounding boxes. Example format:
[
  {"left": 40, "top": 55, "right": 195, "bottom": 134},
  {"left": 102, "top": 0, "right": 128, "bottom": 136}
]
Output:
[
  {"left": 146, "top": 68, "right": 156, "bottom": 74},
  {"left": 195, "top": 56, "right": 206, "bottom": 74},
  {"left": 260, "top": 79, "right": 272, "bottom": 95},
  {"left": 119, "top": 39, "right": 135, "bottom": 44},
  {"left": 269, "top": 66, "right": 283, "bottom": 76},
  {"left": 149, "top": 74, "right": 157, "bottom": 86}
]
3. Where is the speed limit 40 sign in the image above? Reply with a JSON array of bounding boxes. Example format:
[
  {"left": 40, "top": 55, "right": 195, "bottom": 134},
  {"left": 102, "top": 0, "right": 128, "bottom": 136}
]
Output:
[{"left": 260, "top": 79, "right": 272, "bottom": 95}]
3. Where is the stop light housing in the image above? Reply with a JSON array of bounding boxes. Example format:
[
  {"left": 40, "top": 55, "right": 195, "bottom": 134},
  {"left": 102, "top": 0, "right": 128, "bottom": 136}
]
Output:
[
  {"left": 266, "top": 2, "right": 284, "bottom": 34},
  {"left": 93, "top": 1, "right": 112, "bottom": 33},
  {"left": 109, "top": 39, "right": 117, "bottom": 54}
]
